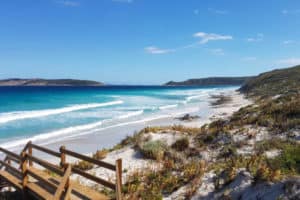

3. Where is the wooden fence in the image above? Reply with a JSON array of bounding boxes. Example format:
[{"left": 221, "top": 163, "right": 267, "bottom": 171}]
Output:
[{"left": 0, "top": 141, "right": 122, "bottom": 200}]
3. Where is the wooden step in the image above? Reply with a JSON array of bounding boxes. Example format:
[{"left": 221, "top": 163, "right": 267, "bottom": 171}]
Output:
[
  {"left": 0, "top": 170, "right": 54, "bottom": 200},
  {"left": 27, "top": 182, "right": 54, "bottom": 200},
  {"left": 0, "top": 170, "right": 22, "bottom": 190},
  {"left": 27, "top": 167, "right": 58, "bottom": 191},
  {"left": 31, "top": 168, "right": 110, "bottom": 200},
  {"left": 70, "top": 181, "right": 110, "bottom": 200}
]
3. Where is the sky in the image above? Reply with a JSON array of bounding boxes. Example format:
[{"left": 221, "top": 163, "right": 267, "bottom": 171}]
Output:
[{"left": 0, "top": 0, "right": 300, "bottom": 84}]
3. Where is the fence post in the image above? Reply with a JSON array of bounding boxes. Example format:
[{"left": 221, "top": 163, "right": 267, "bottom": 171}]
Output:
[
  {"left": 7, "top": 158, "right": 12, "bottom": 192},
  {"left": 21, "top": 151, "right": 28, "bottom": 199},
  {"left": 115, "top": 159, "right": 122, "bottom": 200},
  {"left": 64, "top": 165, "right": 71, "bottom": 200},
  {"left": 28, "top": 141, "right": 33, "bottom": 167},
  {"left": 60, "top": 146, "right": 66, "bottom": 168}
]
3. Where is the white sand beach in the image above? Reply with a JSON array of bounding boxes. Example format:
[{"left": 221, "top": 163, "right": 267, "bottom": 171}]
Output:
[{"left": 53, "top": 90, "right": 252, "bottom": 195}]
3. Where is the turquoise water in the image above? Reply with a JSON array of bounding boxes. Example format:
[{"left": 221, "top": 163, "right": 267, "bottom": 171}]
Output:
[{"left": 0, "top": 86, "right": 237, "bottom": 150}]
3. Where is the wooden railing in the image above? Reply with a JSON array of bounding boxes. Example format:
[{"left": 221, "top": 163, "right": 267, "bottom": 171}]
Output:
[
  {"left": 0, "top": 141, "right": 123, "bottom": 200},
  {"left": 59, "top": 146, "right": 122, "bottom": 200},
  {"left": 0, "top": 147, "right": 71, "bottom": 200}
]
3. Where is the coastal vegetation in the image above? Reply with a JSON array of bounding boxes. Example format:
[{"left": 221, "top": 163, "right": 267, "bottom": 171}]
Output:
[
  {"left": 32, "top": 66, "right": 297, "bottom": 199},
  {"left": 1, "top": 66, "right": 299, "bottom": 199},
  {"left": 239, "top": 65, "right": 300, "bottom": 97},
  {"left": 0, "top": 78, "right": 104, "bottom": 86},
  {"left": 165, "top": 76, "right": 253, "bottom": 86},
  {"left": 96, "top": 65, "right": 299, "bottom": 199},
  {"left": 121, "top": 129, "right": 206, "bottom": 199}
]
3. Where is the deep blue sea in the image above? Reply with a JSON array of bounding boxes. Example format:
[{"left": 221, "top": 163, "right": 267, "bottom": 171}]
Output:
[{"left": 0, "top": 85, "right": 237, "bottom": 150}]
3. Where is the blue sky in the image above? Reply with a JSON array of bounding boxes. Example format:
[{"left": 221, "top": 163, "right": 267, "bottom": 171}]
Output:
[{"left": 0, "top": 0, "right": 299, "bottom": 84}]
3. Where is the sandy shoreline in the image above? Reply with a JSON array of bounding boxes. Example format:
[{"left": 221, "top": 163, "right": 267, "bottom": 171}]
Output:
[
  {"left": 22, "top": 89, "right": 250, "bottom": 167},
  {"left": 37, "top": 90, "right": 252, "bottom": 193},
  {"left": 40, "top": 90, "right": 250, "bottom": 157},
  {"left": 0, "top": 90, "right": 254, "bottom": 199}
]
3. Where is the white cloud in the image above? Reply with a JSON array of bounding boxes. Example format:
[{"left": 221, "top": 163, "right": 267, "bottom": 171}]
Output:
[
  {"left": 145, "top": 46, "right": 174, "bottom": 54},
  {"left": 57, "top": 0, "right": 80, "bottom": 7},
  {"left": 208, "top": 8, "right": 229, "bottom": 15},
  {"left": 282, "top": 40, "right": 295, "bottom": 45},
  {"left": 281, "top": 9, "right": 300, "bottom": 15},
  {"left": 145, "top": 32, "right": 232, "bottom": 55},
  {"left": 194, "top": 32, "right": 233, "bottom": 44},
  {"left": 242, "top": 57, "right": 257, "bottom": 61},
  {"left": 112, "top": 0, "right": 133, "bottom": 3},
  {"left": 210, "top": 48, "right": 225, "bottom": 55},
  {"left": 246, "top": 33, "right": 264, "bottom": 42},
  {"left": 278, "top": 58, "right": 300, "bottom": 66}
]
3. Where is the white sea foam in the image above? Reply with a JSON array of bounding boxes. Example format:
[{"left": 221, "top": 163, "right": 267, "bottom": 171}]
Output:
[
  {"left": 181, "top": 100, "right": 188, "bottom": 104},
  {"left": 0, "top": 87, "right": 234, "bottom": 151},
  {"left": 0, "top": 120, "right": 105, "bottom": 149},
  {"left": 31, "top": 114, "right": 173, "bottom": 148},
  {"left": 87, "top": 114, "right": 171, "bottom": 137},
  {"left": 0, "top": 100, "right": 123, "bottom": 124},
  {"left": 185, "top": 94, "right": 207, "bottom": 101},
  {"left": 116, "top": 110, "right": 144, "bottom": 119},
  {"left": 159, "top": 104, "right": 178, "bottom": 110},
  {"left": 1, "top": 113, "right": 171, "bottom": 151}
]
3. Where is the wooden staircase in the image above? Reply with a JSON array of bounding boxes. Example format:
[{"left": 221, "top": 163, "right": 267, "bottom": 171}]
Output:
[{"left": 0, "top": 142, "right": 122, "bottom": 200}]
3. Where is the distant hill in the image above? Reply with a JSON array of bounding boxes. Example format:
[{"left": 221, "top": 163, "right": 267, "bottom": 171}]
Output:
[
  {"left": 239, "top": 65, "right": 300, "bottom": 97},
  {"left": 0, "top": 79, "right": 104, "bottom": 86},
  {"left": 164, "top": 77, "right": 253, "bottom": 86}
]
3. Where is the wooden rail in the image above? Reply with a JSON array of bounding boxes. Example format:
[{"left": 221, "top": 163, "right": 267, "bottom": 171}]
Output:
[
  {"left": 60, "top": 146, "right": 123, "bottom": 199},
  {"left": 0, "top": 141, "right": 123, "bottom": 200}
]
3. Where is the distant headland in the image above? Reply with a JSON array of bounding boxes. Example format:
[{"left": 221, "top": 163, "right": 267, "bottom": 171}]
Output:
[
  {"left": 164, "top": 76, "right": 253, "bottom": 86},
  {"left": 0, "top": 78, "right": 104, "bottom": 86}
]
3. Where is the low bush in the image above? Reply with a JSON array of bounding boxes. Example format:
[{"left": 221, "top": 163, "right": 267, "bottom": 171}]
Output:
[
  {"left": 123, "top": 160, "right": 205, "bottom": 200},
  {"left": 219, "top": 145, "right": 238, "bottom": 159},
  {"left": 140, "top": 140, "right": 167, "bottom": 161},
  {"left": 255, "top": 138, "right": 291, "bottom": 153},
  {"left": 92, "top": 149, "right": 108, "bottom": 160},
  {"left": 230, "top": 93, "right": 300, "bottom": 132},
  {"left": 171, "top": 137, "right": 189, "bottom": 151},
  {"left": 195, "top": 134, "right": 215, "bottom": 148},
  {"left": 119, "top": 131, "right": 144, "bottom": 147},
  {"left": 268, "top": 143, "right": 300, "bottom": 175},
  {"left": 73, "top": 160, "right": 93, "bottom": 171}
]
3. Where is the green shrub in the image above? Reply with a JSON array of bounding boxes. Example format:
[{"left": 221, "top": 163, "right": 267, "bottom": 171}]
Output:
[
  {"left": 255, "top": 138, "right": 294, "bottom": 153},
  {"left": 268, "top": 143, "right": 300, "bottom": 174},
  {"left": 195, "top": 133, "right": 216, "bottom": 148},
  {"left": 73, "top": 160, "right": 93, "bottom": 171},
  {"left": 140, "top": 140, "right": 167, "bottom": 161},
  {"left": 139, "top": 190, "right": 163, "bottom": 200},
  {"left": 229, "top": 93, "right": 300, "bottom": 132},
  {"left": 203, "top": 135, "right": 215, "bottom": 143},
  {"left": 219, "top": 145, "right": 237, "bottom": 159},
  {"left": 171, "top": 137, "right": 189, "bottom": 151},
  {"left": 119, "top": 131, "right": 144, "bottom": 147}
]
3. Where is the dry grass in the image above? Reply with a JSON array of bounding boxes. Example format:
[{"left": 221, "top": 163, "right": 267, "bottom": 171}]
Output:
[
  {"left": 72, "top": 160, "right": 94, "bottom": 171},
  {"left": 123, "top": 160, "right": 205, "bottom": 200},
  {"left": 92, "top": 149, "right": 108, "bottom": 160}
]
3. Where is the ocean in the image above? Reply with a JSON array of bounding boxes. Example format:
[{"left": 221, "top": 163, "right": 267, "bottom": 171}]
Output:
[{"left": 0, "top": 85, "right": 237, "bottom": 151}]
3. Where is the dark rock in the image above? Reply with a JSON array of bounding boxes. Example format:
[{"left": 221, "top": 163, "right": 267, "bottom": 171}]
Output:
[{"left": 176, "top": 114, "right": 200, "bottom": 121}]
